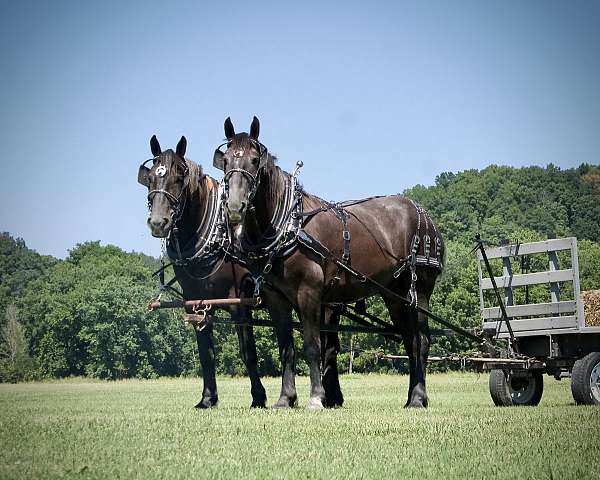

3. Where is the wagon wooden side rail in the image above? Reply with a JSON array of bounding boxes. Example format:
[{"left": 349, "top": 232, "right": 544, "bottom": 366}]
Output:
[{"left": 476, "top": 237, "right": 600, "bottom": 406}]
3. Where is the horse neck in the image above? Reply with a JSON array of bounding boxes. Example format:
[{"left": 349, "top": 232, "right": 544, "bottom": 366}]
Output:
[
  {"left": 177, "top": 174, "right": 210, "bottom": 243},
  {"left": 248, "top": 164, "right": 287, "bottom": 237}
]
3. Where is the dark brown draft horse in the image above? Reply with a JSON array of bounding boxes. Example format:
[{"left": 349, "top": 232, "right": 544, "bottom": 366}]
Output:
[
  {"left": 217, "top": 117, "right": 445, "bottom": 409},
  {"left": 138, "top": 135, "right": 297, "bottom": 408}
]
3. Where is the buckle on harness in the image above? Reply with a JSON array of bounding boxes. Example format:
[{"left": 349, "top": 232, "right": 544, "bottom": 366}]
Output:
[
  {"left": 343, "top": 230, "right": 351, "bottom": 241},
  {"left": 253, "top": 276, "right": 263, "bottom": 298}
]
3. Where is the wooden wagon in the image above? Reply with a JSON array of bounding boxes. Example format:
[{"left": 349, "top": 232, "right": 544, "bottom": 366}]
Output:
[{"left": 477, "top": 237, "right": 600, "bottom": 406}]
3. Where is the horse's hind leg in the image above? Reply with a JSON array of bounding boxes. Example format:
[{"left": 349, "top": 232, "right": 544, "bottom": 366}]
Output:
[
  {"left": 298, "top": 284, "right": 326, "bottom": 409},
  {"left": 193, "top": 323, "right": 219, "bottom": 408},
  {"left": 321, "top": 307, "right": 344, "bottom": 407},
  {"left": 234, "top": 307, "right": 267, "bottom": 408},
  {"left": 383, "top": 290, "right": 431, "bottom": 408}
]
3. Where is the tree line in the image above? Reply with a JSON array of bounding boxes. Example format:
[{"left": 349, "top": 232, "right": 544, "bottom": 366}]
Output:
[{"left": 1, "top": 163, "right": 599, "bottom": 382}]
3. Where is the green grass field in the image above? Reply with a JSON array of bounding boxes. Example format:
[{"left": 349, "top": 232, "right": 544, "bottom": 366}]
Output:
[{"left": 1, "top": 373, "right": 598, "bottom": 479}]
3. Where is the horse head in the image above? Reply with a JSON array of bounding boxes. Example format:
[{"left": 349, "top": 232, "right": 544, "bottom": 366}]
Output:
[
  {"left": 213, "top": 116, "right": 269, "bottom": 225},
  {"left": 138, "top": 135, "right": 190, "bottom": 237}
]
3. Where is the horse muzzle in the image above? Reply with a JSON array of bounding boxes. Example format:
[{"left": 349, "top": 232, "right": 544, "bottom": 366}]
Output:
[
  {"left": 148, "top": 215, "right": 172, "bottom": 237},
  {"left": 226, "top": 202, "right": 247, "bottom": 225}
]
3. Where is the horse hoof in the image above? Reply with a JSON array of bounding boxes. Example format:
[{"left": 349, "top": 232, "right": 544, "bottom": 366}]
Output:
[
  {"left": 251, "top": 399, "right": 267, "bottom": 408},
  {"left": 404, "top": 400, "right": 427, "bottom": 409},
  {"left": 194, "top": 397, "right": 218, "bottom": 409},
  {"left": 325, "top": 394, "right": 344, "bottom": 408},
  {"left": 272, "top": 396, "right": 296, "bottom": 409},
  {"left": 307, "top": 397, "right": 325, "bottom": 410}
]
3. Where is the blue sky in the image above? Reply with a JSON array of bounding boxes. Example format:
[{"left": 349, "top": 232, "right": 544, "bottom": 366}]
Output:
[{"left": 1, "top": 1, "right": 599, "bottom": 258}]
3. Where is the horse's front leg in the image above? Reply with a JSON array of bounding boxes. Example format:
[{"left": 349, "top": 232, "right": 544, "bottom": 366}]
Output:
[
  {"left": 193, "top": 322, "right": 219, "bottom": 408},
  {"left": 298, "top": 283, "right": 326, "bottom": 409},
  {"left": 263, "top": 290, "right": 297, "bottom": 408},
  {"left": 232, "top": 306, "right": 267, "bottom": 408}
]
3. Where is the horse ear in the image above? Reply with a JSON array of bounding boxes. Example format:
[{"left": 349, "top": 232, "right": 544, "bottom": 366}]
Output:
[
  {"left": 224, "top": 117, "right": 235, "bottom": 140},
  {"left": 138, "top": 165, "right": 150, "bottom": 187},
  {"left": 176, "top": 136, "right": 187, "bottom": 158},
  {"left": 150, "top": 135, "right": 162, "bottom": 157},
  {"left": 250, "top": 116, "right": 260, "bottom": 140}
]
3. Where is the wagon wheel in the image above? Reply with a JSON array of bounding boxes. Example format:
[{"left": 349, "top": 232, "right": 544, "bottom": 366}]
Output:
[
  {"left": 489, "top": 369, "right": 544, "bottom": 407},
  {"left": 571, "top": 352, "right": 600, "bottom": 406}
]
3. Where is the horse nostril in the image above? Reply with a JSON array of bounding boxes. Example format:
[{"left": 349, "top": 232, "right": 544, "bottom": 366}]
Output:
[
  {"left": 149, "top": 217, "right": 168, "bottom": 229},
  {"left": 240, "top": 202, "right": 246, "bottom": 212}
]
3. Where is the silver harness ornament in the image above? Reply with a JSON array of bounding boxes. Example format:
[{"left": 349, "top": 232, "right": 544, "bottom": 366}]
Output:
[{"left": 393, "top": 199, "right": 444, "bottom": 306}]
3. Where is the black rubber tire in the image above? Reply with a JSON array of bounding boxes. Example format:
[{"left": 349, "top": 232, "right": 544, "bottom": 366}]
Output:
[
  {"left": 571, "top": 351, "right": 600, "bottom": 406},
  {"left": 489, "top": 369, "right": 544, "bottom": 407}
]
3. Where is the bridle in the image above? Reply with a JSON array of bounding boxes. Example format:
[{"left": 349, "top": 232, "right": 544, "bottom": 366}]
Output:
[
  {"left": 214, "top": 139, "right": 268, "bottom": 203},
  {"left": 142, "top": 156, "right": 190, "bottom": 226}
]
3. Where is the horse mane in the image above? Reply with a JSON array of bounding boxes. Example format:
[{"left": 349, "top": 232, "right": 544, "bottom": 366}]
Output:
[
  {"left": 160, "top": 149, "right": 204, "bottom": 197},
  {"left": 184, "top": 158, "right": 203, "bottom": 197}
]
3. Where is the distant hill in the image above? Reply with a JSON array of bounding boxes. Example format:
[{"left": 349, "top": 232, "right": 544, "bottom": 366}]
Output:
[{"left": 404, "top": 163, "right": 600, "bottom": 244}]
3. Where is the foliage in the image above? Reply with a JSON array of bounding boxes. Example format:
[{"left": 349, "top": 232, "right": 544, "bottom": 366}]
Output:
[
  {"left": 406, "top": 163, "right": 600, "bottom": 243},
  {"left": 17, "top": 242, "right": 197, "bottom": 380},
  {"left": 0, "top": 233, "right": 55, "bottom": 322},
  {"left": 0, "top": 305, "right": 37, "bottom": 382},
  {"left": 578, "top": 240, "right": 600, "bottom": 291}
]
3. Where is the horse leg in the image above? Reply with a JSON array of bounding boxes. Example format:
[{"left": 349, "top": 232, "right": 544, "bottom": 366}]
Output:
[
  {"left": 233, "top": 306, "right": 267, "bottom": 408},
  {"left": 193, "top": 323, "right": 219, "bottom": 408},
  {"left": 384, "top": 292, "right": 431, "bottom": 408},
  {"left": 268, "top": 299, "right": 297, "bottom": 408},
  {"left": 298, "top": 285, "right": 326, "bottom": 409},
  {"left": 321, "top": 307, "right": 344, "bottom": 408}
]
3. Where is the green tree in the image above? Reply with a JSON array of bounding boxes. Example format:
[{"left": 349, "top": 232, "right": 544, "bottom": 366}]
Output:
[
  {"left": 18, "top": 242, "right": 197, "bottom": 379},
  {"left": 0, "top": 305, "right": 36, "bottom": 382},
  {"left": 0, "top": 233, "right": 55, "bottom": 322}
]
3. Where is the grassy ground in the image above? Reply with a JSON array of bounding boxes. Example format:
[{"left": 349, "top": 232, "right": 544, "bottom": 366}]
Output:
[{"left": 0, "top": 373, "right": 598, "bottom": 479}]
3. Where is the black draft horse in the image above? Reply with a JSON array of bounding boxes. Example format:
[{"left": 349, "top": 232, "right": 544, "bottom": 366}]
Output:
[
  {"left": 217, "top": 117, "right": 445, "bottom": 408},
  {"left": 138, "top": 135, "right": 298, "bottom": 408}
]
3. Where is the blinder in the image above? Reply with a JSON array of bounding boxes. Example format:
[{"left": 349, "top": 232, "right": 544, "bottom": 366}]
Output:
[
  {"left": 137, "top": 158, "right": 153, "bottom": 187},
  {"left": 213, "top": 143, "right": 227, "bottom": 171}
]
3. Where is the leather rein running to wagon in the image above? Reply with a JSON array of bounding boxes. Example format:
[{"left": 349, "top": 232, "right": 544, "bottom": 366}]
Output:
[{"left": 219, "top": 164, "right": 482, "bottom": 344}]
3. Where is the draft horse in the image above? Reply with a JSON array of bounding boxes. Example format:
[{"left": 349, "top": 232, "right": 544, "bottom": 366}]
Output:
[
  {"left": 138, "top": 135, "right": 297, "bottom": 408},
  {"left": 216, "top": 117, "right": 445, "bottom": 408}
]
